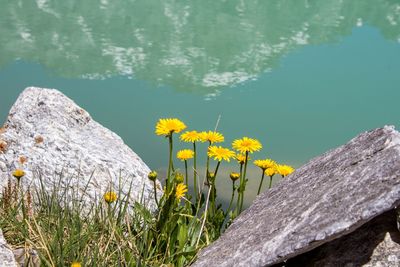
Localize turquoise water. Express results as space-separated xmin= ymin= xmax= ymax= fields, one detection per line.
xmin=1 ymin=0 xmax=400 ymax=201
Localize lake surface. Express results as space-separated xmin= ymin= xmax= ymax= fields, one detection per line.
xmin=1 ymin=0 xmax=400 ymax=203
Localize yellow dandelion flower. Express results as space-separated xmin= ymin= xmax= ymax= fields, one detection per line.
xmin=232 ymin=137 xmax=262 ymax=154
xmin=230 ymin=172 xmax=240 ymax=181
xmin=155 ymin=118 xmax=186 ymax=136
xmin=235 ymin=153 xmax=249 ymax=164
xmin=264 ymin=167 xmax=276 ymax=177
xmin=180 ymin=131 xmax=201 ymax=143
xmin=175 ymin=183 xmax=188 ymax=200
xmin=12 ymin=169 xmax=25 ymax=179
xmin=254 ymin=159 xmax=276 ymax=170
xmin=103 ymin=191 xmax=118 ymax=204
xmin=71 ymin=262 xmax=81 ymax=267
xmin=177 ymin=149 xmax=194 ymax=161
xmin=276 ymin=164 xmax=295 ymax=177
xmin=208 ymin=146 xmax=235 ymax=162
xmin=200 ymin=131 xmax=224 ymax=144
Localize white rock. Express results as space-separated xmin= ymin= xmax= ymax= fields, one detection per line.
xmin=0 ymin=87 xmax=160 ymax=211
xmin=0 ymin=230 xmax=17 ymax=267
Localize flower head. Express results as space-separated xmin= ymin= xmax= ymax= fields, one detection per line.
xmin=208 ymin=146 xmax=235 ymax=162
xmin=180 ymin=131 xmax=201 ymax=143
xmin=174 ymin=172 xmax=184 ymax=183
xmin=276 ymin=164 xmax=295 ymax=177
xmin=71 ymin=262 xmax=81 ymax=267
xmin=103 ymin=191 xmax=118 ymax=204
xmin=265 ymin=167 xmax=276 ymax=177
xmin=232 ymin=137 xmax=262 ymax=154
xmin=175 ymin=183 xmax=188 ymax=200
xmin=200 ymin=131 xmax=224 ymax=144
xmin=235 ymin=153 xmax=249 ymax=164
xmin=254 ymin=159 xmax=276 ymax=170
xmin=155 ymin=118 xmax=186 ymax=136
xmin=230 ymin=172 xmax=240 ymax=181
xmin=12 ymin=169 xmax=25 ymax=179
xmin=177 ymin=149 xmax=194 ymax=161
xmin=148 ymin=171 xmax=158 ymax=181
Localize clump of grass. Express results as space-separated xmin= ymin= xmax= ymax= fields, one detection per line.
xmin=1 ymin=174 xmax=139 ymax=266
xmin=0 ymin=118 xmax=295 ymax=266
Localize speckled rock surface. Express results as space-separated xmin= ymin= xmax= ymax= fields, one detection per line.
xmin=0 ymin=87 xmax=160 ymax=210
xmin=0 ymin=230 xmax=17 ymax=267
xmin=13 ymin=248 xmax=40 ymax=267
xmin=284 ymin=210 xmax=400 ymax=267
xmin=192 ymin=126 xmax=400 ymax=267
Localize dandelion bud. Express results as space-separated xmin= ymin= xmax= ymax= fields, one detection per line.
xmin=230 ymin=172 xmax=240 ymax=181
xmin=148 ymin=171 xmax=158 ymax=181
xmin=174 ymin=172 xmax=184 ymax=183
xmin=208 ymin=172 xmax=215 ymax=180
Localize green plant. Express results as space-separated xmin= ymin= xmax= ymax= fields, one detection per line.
xmin=0 ymin=117 xmax=295 ymax=266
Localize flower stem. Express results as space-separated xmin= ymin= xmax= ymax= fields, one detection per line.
xmin=184 ymin=160 xmax=188 ymax=186
xmin=268 ymin=175 xmax=274 ymax=189
xmin=167 ymin=134 xmax=174 ymax=192
xmin=239 ymin=152 xmax=249 ymax=213
xmin=153 ymin=180 xmax=159 ymax=207
xmin=213 ymin=161 xmax=221 ymax=178
xmin=235 ymin=163 xmax=243 ymax=215
xmin=257 ymin=169 xmax=266 ymax=195
xmin=227 ymin=181 xmax=236 ymax=215
xmin=193 ymin=142 xmax=198 ymax=201
xmin=205 ymin=142 xmax=211 ymax=184
xmin=210 ymin=161 xmax=221 ymax=207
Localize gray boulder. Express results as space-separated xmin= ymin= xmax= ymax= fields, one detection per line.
xmin=0 ymin=87 xmax=160 ymax=210
xmin=193 ymin=126 xmax=400 ymax=267
xmin=284 ymin=209 xmax=400 ymax=267
xmin=0 ymin=230 xmax=17 ymax=267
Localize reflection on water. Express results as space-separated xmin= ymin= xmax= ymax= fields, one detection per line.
xmin=1 ymin=0 xmax=399 ymax=93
